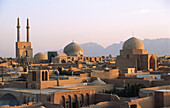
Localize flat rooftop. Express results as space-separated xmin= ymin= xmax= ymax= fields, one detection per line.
xmin=50 ymin=83 xmax=87 ymax=89
xmin=156 ymin=89 xmax=170 ymax=92
xmin=0 ymin=87 xmax=75 ymax=95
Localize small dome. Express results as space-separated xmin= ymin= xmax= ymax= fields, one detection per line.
xmin=56 ymin=53 xmax=67 ymax=57
xmin=34 ymin=52 xmax=48 ymax=61
xmin=90 ymin=78 xmax=106 ymax=85
xmin=63 ymin=42 xmax=83 ymax=56
xmin=123 ymin=37 xmax=144 ymax=50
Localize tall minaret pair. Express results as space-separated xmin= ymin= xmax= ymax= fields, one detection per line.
xmin=17 ymin=18 xmax=30 ymax=42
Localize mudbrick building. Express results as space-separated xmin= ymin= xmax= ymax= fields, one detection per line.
xmin=0 ymin=18 xmax=170 ymax=108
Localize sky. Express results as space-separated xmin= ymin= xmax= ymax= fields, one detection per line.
xmin=0 ymin=0 xmax=170 ymax=57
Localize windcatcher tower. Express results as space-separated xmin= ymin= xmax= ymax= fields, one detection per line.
xmin=16 ymin=18 xmax=33 ymax=59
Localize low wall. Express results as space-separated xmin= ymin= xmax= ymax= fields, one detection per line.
xmin=130 ymin=96 xmax=155 ymax=108
xmin=91 ymin=69 xmax=119 ymax=79
xmin=94 ymin=93 xmax=120 ymax=103
xmin=59 ymin=77 xmax=88 ymax=86
xmin=105 ymin=79 xmax=151 ymax=87
xmin=41 ymin=80 xmax=57 ymax=89
xmin=151 ymin=80 xmax=170 ymax=86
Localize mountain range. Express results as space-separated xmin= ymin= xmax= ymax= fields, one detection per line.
xmin=58 ymin=38 xmax=170 ymax=57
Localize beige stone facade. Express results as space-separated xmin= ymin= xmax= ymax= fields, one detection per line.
xmin=116 ymin=37 xmax=157 ymax=73
xmin=16 ymin=18 xmax=33 ymax=59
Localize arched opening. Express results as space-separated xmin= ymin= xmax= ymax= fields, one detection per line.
xmin=45 ymin=71 xmax=48 ymax=81
xmin=137 ymin=59 xmax=140 ymax=70
xmin=61 ymin=59 xmax=66 ymax=63
xmin=23 ymin=96 xmax=27 ymax=104
xmin=72 ymin=57 xmax=74 ymax=61
xmin=61 ymin=96 xmax=65 ymax=108
xmin=58 ymin=67 xmax=62 ymax=72
xmin=90 ymin=58 xmax=92 ymax=62
xmin=150 ymin=56 xmax=155 ymax=71
xmin=68 ymin=95 xmax=72 ymax=108
xmin=72 ymin=95 xmax=79 ymax=108
xmin=42 ymin=71 xmax=45 ymax=81
xmin=86 ymin=93 xmax=90 ymax=106
xmin=80 ymin=94 xmax=84 ymax=107
xmin=0 ymin=93 xmax=19 ymax=106
xmin=24 ymin=67 xmax=27 ymax=72
xmin=27 ymin=96 xmax=30 ymax=103
xmin=130 ymin=104 xmax=137 ymax=108
xmin=86 ymin=57 xmax=88 ymax=61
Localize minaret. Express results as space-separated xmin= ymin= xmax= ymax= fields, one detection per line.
xmin=26 ymin=18 xmax=30 ymax=42
xmin=17 ymin=18 xmax=20 ymax=42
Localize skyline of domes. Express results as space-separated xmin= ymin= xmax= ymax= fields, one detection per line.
xmin=123 ymin=37 xmax=144 ymax=50
xmin=63 ymin=42 xmax=83 ymax=56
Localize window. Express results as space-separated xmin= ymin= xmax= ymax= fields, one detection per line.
xmin=45 ymin=71 xmax=48 ymax=81
xmin=32 ymin=71 xmax=36 ymax=81
xmin=42 ymin=71 xmax=44 ymax=81
xmin=127 ymin=55 xmax=130 ymax=59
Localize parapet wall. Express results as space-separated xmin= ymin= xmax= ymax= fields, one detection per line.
xmin=105 ymin=79 xmax=151 ymax=87
xmin=91 ymin=69 xmax=119 ymax=79
xmin=94 ymin=93 xmax=120 ymax=103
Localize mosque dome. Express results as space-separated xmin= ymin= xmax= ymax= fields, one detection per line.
xmin=63 ymin=42 xmax=83 ymax=56
xmin=123 ymin=37 xmax=144 ymax=50
xmin=34 ymin=52 xmax=48 ymax=61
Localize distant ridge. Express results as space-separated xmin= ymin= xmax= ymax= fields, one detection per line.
xmin=58 ymin=38 xmax=170 ymax=57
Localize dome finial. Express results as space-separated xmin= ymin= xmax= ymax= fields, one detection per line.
xmin=132 ymin=32 xmax=135 ymax=37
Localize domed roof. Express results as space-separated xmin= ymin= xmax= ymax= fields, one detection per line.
xmin=34 ymin=52 xmax=48 ymax=60
xmin=63 ymin=42 xmax=83 ymax=56
xmin=56 ymin=53 xmax=67 ymax=57
xmin=123 ymin=37 xmax=144 ymax=50
xmin=90 ymin=78 xmax=106 ymax=85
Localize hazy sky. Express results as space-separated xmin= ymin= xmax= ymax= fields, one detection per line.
xmin=0 ymin=0 xmax=170 ymax=57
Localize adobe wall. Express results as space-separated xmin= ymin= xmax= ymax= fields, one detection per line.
xmin=151 ymin=80 xmax=170 ymax=87
xmin=80 ymin=74 xmax=88 ymax=77
xmin=53 ymin=89 xmax=95 ymax=106
xmin=82 ymin=101 xmax=129 ymax=108
xmin=94 ymin=93 xmax=120 ymax=103
xmin=139 ymin=85 xmax=170 ymax=98
xmin=59 ymin=77 xmax=88 ymax=86
xmin=130 ymin=96 xmax=155 ymax=108
xmin=7 ymin=81 xmax=27 ymax=88
xmin=88 ymin=84 xmax=113 ymax=93
xmin=105 ymin=79 xmax=151 ymax=87
xmin=119 ymin=72 xmax=150 ymax=77
xmin=163 ymin=92 xmax=170 ymax=107
xmin=161 ymin=75 xmax=170 ymax=80
xmin=0 ymin=89 xmax=38 ymax=105
xmin=90 ymin=69 xmax=119 ymax=79
xmin=0 ymin=102 xmax=43 ymax=108
xmin=41 ymin=80 xmax=57 ymax=89
xmin=155 ymin=91 xmax=170 ymax=108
